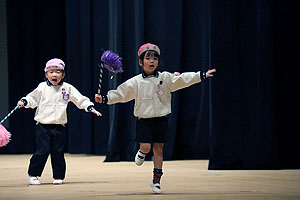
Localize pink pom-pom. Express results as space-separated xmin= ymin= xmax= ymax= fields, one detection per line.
xmin=0 ymin=124 xmax=11 ymax=147
xmin=174 ymin=72 xmax=181 ymax=76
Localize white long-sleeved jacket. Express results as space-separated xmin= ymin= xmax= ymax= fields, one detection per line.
xmin=107 ymin=71 xmax=202 ymax=118
xmin=23 ymin=81 xmax=94 ymax=125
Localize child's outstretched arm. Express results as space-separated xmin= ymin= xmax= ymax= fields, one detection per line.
xmin=68 ymin=86 xmax=102 ymax=117
xmin=94 ymin=77 xmax=136 ymax=105
xmin=206 ymin=69 xmax=216 ymax=78
xmin=18 ymin=84 xmax=43 ymax=109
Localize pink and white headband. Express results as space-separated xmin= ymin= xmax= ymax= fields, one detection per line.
xmin=44 ymin=58 xmax=65 ymax=72
xmin=137 ymin=43 xmax=160 ymax=57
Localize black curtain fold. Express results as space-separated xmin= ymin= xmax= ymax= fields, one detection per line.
xmin=274 ymin=0 xmax=300 ymax=169
xmin=3 ymin=0 xmax=300 ymax=169
xmin=65 ymin=0 xmax=110 ymax=154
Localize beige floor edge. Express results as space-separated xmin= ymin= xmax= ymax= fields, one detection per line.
xmin=0 ymin=154 xmax=299 ymax=200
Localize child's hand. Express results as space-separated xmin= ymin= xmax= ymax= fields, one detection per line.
xmin=91 ymin=109 xmax=102 ymax=117
xmin=95 ymin=94 xmax=103 ymax=103
xmin=206 ymin=69 xmax=216 ymax=78
xmin=17 ymin=101 xmax=24 ymax=108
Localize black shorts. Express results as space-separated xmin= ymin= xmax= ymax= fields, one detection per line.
xmin=135 ymin=116 xmax=169 ymax=143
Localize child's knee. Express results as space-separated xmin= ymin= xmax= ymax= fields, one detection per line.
xmin=140 ymin=143 xmax=151 ymax=153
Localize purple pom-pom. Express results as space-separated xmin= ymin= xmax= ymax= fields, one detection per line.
xmin=101 ymin=50 xmax=123 ymax=73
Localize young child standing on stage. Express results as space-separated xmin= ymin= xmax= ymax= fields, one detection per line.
xmin=18 ymin=58 xmax=102 ymax=185
xmin=95 ymin=43 xmax=216 ymax=193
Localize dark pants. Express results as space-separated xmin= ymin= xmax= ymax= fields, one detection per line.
xmin=28 ymin=123 xmax=66 ymax=179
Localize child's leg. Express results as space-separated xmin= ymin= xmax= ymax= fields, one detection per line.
xmin=28 ymin=124 xmax=51 ymax=177
xmin=50 ymin=124 xmax=66 ymax=180
xmin=152 ymin=143 xmax=164 ymax=181
xmin=150 ymin=143 xmax=164 ymax=193
xmin=135 ymin=143 xmax=151 ymax=166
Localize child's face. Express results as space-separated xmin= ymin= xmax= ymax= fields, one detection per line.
xmin=45 ymin=69 xmax=65 ymax=85
xmin=139 ymin=53 xmax=159 ymax=75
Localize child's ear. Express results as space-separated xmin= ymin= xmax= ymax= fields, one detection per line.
xmin=138 ymin=59 xmax=143 ymax=67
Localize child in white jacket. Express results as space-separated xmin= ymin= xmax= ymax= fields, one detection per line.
xmin=18 ymin=58 xmax=101 ymax=185
xmin=95 ymin=43 xmax=216 ymax=193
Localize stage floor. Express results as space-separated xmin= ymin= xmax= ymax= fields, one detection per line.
xmin=0 ymin=154 xmax=299 ymax=200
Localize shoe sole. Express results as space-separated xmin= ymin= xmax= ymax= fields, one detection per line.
xmin=150 ymin=182 xmax=162 ymax=194
xmin=28 ymin=182 xmax=41 ymax=185
xmin=135 ymin=156 xmax=144 ymax=166
xmin=135 ymin=160 xmax=144 ymax=166
xmin=53 ymin=181 xmax=63 ymax=185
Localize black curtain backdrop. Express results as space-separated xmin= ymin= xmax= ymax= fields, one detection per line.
xmin=2 ymin=0 xmax=299 ymax=169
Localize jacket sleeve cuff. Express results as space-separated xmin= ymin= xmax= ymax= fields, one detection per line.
xmin=21 ymin=98 xmax=28 ymax=106
xmin=200 ymin=71 xmax=206 ymax=81
xmin=102 ymin=95 xmax=108 ymax=104
xmin=87 ymin=105 xmax=94 ymax=112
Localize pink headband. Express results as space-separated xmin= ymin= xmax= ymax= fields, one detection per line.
xmin=137 ymin=43 xmax=160 ymax=57
xmin=44 ymin=58 xmax=65 ymax=72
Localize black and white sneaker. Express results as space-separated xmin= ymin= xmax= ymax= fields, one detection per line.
xmin=150 ymin=181 xmax=162 ymax=194
xmin=135 ymin=150 xmax=146 ymax=166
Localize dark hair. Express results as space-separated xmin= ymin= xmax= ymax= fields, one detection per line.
xmin=139 ymin=50 xmax=160 ymax=64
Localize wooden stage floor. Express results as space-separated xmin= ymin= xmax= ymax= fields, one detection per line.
xmin=0 ymin=154 xmax=299 ymax=200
